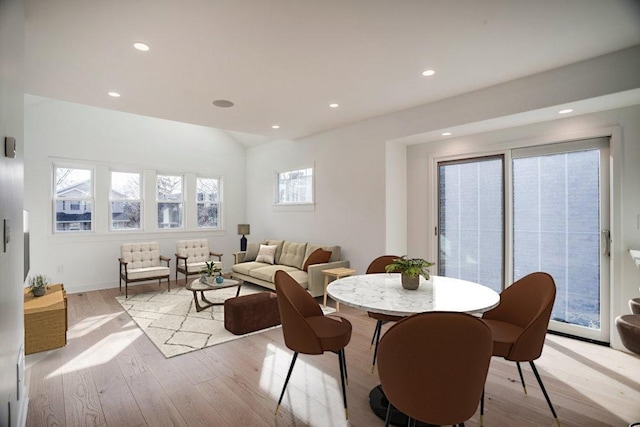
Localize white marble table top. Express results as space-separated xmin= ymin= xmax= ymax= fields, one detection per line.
xmin=630 ymin=249 xmax=640 ymax=269
xmin=327 ymin=273 xmax=500 ymax=316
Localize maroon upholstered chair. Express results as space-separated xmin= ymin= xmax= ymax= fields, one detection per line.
xmin=377 ymin=311 xmax=492 ymax=427
xmin=480 ymin=272 xmax=560 ymax=426
xmin=274 ymin=270 xmax=352 ymax=419
xmin=366 ymin=255 xmax=402 ymax=372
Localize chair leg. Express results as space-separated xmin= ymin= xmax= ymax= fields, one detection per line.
xmin=529 ymin=361 xmax=560 ymax=427
xmin=370 ymin=320 xmax=381 ymax=348
xmin=338 ymin=349 xmax=349 ymax=419
xmin=340 ymin=347 xmax=348 ymax=385
xmin=480 ymin=388 xmax=484 ymax=426
xmin=275 ymin=352 xmax=298 ymax=415
xmin=516 ymin=361 xmax=527 ymax=394
xmin=384 ymin=400 xmax=393 ymax=427
xmin=372 ymin=320 xmax=384 ymax=373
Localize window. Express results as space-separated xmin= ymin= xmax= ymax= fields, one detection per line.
xmin=276 ymin=167 xmax=313 ymax=204
xmin=196 ymin=176 xmax=221 ymax=228
xmin=54 ymin=166 xmax=93 ymax=232
xmin=437 ymin=156 xmax=504 ymax=293
xmin=157 ymin=174 xmax=183 ymax=229
xmin=110 ymin=171 xmax=142 ymax=230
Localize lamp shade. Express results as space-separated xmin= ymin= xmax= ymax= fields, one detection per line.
xmin=237 ymin=224 xmax=250 ymax=235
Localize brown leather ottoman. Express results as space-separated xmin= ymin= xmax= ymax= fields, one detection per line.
xmin=224 ymin=292 xmax=281 ymax=335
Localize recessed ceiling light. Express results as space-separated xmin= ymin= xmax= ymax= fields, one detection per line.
xmin=422 ymin=69 xmax=436 ymax=77
xmin=558 ymin=109 xmax=573 ymax=114
xmin=329 ymin=103 xmax=339 ymax=108
xmin=108 ymin=92 xmax=121 ymax=98
xmin=212 ymin=100 xmax=234 ymax=108
xmin=133 ymin=42 xmax=150 ymax=51
xmin=442 ymin=132 xmax=452 ymax=136
xmin=272 ymin=125 xmax=280 ymax=129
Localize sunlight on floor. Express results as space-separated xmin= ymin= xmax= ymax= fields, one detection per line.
xmin=67 ymin=312 xmax=123 ymax=339
xmin=48 ymin=328 xmax=142 ymax=378
xmin=543 ymin=335 xmax=640 ymax=421
xmin=259 ymin=343 xmax=347 ymax=426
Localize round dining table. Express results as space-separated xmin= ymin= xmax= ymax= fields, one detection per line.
xmin=327 ymin=273 xmax=500 ymax=426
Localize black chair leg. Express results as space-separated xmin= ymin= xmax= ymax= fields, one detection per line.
xmin=340 ymin=347 xmax=348 ymax=385
xmin=338 ymin=349 xmax=348 ymax=419
xmin=372 ymin=320 xmax=384 ymax=372
xmin=529 ymin=361 xmax=560 ymax=427
xmin=370 ymin=320 xmax=381 ymax=348
xmin=275 ymin=352 xmax=298 ymax=414
xmin=516 ymin=361 xmax=527 ymax=394
xmin=480 ymin=388 xmax=484 ymax=426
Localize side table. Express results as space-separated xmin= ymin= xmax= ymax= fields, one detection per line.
xmin=321 ymin=267 xmax=356 ymax=311
xmin=24 ymin=284 xmax=68 ymax=354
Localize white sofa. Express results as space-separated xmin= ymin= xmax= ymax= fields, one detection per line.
xmin=231 ymin=239 xmax=349 ymax=297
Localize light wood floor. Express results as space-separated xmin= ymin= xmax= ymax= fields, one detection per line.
xmin=25 ymin=280 xmax=640 ymax=427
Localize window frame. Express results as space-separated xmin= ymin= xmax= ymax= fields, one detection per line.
xmin=156 ymin=173 xmax=184 ymax=230
xmin=274 ymin=166 xmax=315 ymax=206
xmin=109 ymin=170 xmax=143 ymax=232
xmin=53 ymin=164 xmax=95 ymax=233
xmin=196 ymin=175 xmax=222 ymax=229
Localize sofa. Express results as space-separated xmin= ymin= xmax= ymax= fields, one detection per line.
xmin=231 ymin=239 xmax=349 ymax=297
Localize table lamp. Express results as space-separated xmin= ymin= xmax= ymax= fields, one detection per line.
xmin=237 ymin=224 xmax=250 ymax=251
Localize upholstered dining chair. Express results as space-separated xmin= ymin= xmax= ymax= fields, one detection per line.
xmin=274 ymin=270 xmax=352 ymax=419
xmin=377 ymin=311 xmax=493 ymax=427
xmin=366 ymin=255 xmax=402 ymax=372
xmin=480 ymin=272 xmax=560 ymax=427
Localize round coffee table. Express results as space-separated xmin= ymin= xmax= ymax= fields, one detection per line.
xmin=186 ymin=277 xmax=242 ymax=312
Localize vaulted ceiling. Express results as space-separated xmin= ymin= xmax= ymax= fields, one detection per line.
xmin=25 ymin=0 xmax=640 ymax=145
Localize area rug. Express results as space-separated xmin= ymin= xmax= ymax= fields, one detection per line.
xmin=115 ymin=284 xmax=334 ymax=358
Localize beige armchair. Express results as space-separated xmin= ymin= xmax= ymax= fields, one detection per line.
xmin=175 ymin=239 xmax=222 ymax=284
xmin=119 ymin=242 xmax=171 ymax=298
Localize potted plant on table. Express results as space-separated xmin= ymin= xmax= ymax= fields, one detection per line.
xmin=200 ymin=261 xmax=223 ymax=285
xmin=385 ymin=256 xmax=435 ymax=290
xmin=27 ymin=274 xmax=49 ymax=297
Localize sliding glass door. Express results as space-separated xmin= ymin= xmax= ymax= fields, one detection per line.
xmin=512 ymin=139 xmax=610 ymax=341
xmin=436 ymin=138 xmax=610 ymax=342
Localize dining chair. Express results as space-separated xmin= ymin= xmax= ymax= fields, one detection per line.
xmin=377 ymin=311 xmax=493 ymax=427
xmin=274 ymin=270 xmax=352 ymax=419
xmin=480 ymin=272 xmax=560 ymax=427
xmin=366 ymin=255 xmax=402 ymax=372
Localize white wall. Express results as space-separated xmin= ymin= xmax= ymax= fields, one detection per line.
xmin=0 ymin=0 xmax=26 ymax=425
xmin=245 ymin=46 xmax=640 ymax=276
xmin=24 ymin=96 xmax=247 ymax=293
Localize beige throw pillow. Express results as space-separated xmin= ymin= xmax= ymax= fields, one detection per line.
xmin=256 ymin=244 xmax=277 ymax=264
xmin=244 ymin=242 xmax=260 ymax=262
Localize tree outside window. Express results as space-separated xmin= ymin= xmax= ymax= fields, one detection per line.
xmin=157 ymin=174 xmax=183 ymax=229
xmin=110 ymin=171 xmax=142 ymax=230
xmin=276 ymin=167 xmax=313 ymax=204
xmin=196 ymin=177 xmax=221 ymax=228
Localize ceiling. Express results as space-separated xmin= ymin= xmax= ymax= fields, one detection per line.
xmin=24 ymin=1 xmax=640 ymax=146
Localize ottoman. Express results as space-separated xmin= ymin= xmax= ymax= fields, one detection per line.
xmin=224 ymin=292 xmax=281 ymax=335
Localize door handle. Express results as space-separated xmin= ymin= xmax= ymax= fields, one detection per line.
xmin=601 ymin=229 xmax=610 ymax=257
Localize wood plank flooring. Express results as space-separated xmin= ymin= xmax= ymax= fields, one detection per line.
xmin=25 ymin=280 xmax=640 ymax=426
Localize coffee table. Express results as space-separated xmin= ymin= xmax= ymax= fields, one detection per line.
xmin=186 ymin=278 xmax=242 ymax=312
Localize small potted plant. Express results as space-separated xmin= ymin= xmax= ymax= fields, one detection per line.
xmin=27 ymin=274 xmax=49 ymax=297
xmin=385 ymin=256 xmax=435 ymax=290
xmin=200 ymin=261 xmax=222 ymax=285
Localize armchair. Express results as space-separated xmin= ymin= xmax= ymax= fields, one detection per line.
xmin=119 ymin=242 xmax=171 ymax=298
xmin=175 ymin=239 xmax=222 ymax=284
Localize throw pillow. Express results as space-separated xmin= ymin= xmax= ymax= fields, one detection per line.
xmin=303 ymin=248 xmax=332 ymax=271
xmin=256 ymin=244 xmax=277 ymax=264
xmin=244 ymin=242 xmax=260 ymax=262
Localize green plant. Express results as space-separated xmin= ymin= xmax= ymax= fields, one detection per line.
xmin=384 ymin=256 xmax=435 ymax=280
xmin=27 ymin=274 xmax=49 ymax=296
xmin=200 ymin=261 xmax=222 ymax=277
